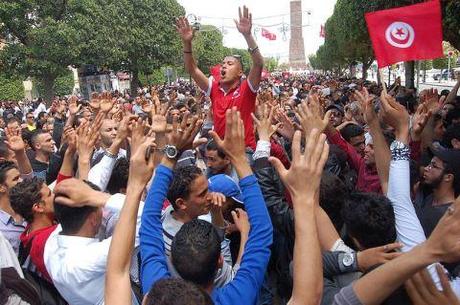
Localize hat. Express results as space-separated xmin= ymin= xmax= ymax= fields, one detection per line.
xmin=326 ymin=104 xmax=345 ymax=115
xmin=431 ymin=147 xmax=460 ymax=178
xmin=208 ymin=174 xmax=243 ymax=204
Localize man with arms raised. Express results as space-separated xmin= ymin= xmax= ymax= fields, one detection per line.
xmin=176 ymin=6 xmax=263 ymax=150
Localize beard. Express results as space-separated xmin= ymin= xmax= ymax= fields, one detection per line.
xmin=421 ymin=172 xmax=444 ymax=190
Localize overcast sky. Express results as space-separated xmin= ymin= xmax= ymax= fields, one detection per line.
xmin=177 ymin=0 xmax=337 ymax=63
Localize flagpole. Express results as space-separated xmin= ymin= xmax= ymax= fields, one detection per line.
xmin=416 ymin=61 xmax=421 ymax=90
xmin=379 ymin=68 xmax=387 ymax=95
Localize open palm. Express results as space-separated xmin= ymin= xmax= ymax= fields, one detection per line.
xmin=234 ymin=6 xmax=252 ymax=35
xmin=176 ymin=17 xmax=194 ymax=42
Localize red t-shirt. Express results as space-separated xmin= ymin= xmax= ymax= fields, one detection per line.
xmin=20 ymin=224 xmax=58 ymax=282
xmin=210 ymin=78 xmax=257 ymax=149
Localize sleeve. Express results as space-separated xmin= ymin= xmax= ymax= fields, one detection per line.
xmin=327 ymin=129 xmax=362 ymax=172
xmin=46 ymin=152 xmax=63 ymax=185
xmin=386 ymin=147 xmax=442 ymax=289
xmin=140 ymin=165 xmax=173 ymax=294
xmin=87 ymin=153 xmax=117 ymax=191
xmin=252 ymin=140 xmax=271 ymax=160
xmin=213 ymin=175 xmax=273 ymax=305
xmin=332 ymin=285 xmax=364 ymax=305
xmin=206 ymin=77 xmax=214 ymax=97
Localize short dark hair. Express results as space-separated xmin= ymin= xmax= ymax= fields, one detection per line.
xmin=342 ymin=192 xmax=396 ymax=249
xmin=171 ymin=219 xmax=221 ymax=286
xmin=6 ymin=116 xmax=21 ymax=126
xmin=53 ymin=181 xmax=100 ymax=235
xmin=0 ymin=161 xmax=18 ymax=184
xmin=145 ymin=278 xmax=213 ymax=305
xmin=205 ymin=140 xmax=226 ymax=159
xmin=442 ymin=123 xmax=460 ymax=148
xmin=30 ymin=130 xmax=47 ymax=151
xmin=9 ymin=177 xmax=44 ymax=223
xmin=167 ymin=166 xmax=203 ymax=210
xmin=340 ymin=124 xmax=364 ymax=142
xmin=320 ymin=172 xmax=348 ymax=231
xmin=106 ymin=158 xmax=129 ymax=194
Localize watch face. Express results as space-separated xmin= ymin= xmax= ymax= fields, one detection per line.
xmin=342 ymin=253 xmax=354 ymax=267
xmin=165 ymin=146 xmax=178 ymax=159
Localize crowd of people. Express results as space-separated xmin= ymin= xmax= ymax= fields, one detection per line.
xmin=1 ymin=6 xmax=460 ymax=305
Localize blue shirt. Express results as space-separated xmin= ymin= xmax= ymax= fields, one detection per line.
xmin=0 ymin=209 xmax=27 ymax=255
xmin=140 ymin=165 xmax=273 ymax=305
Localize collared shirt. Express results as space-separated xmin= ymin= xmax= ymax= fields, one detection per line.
xmin=43 ymin=194 xmax=143 ymax=305
xmin=0 ymin=209 xmax=27 ymax=255
xmin=208 ymin=77 xmax=258 ymax=150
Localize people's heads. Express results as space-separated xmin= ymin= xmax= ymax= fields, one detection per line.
xmin=9 ymin=177 xmax=54 ymax=223
xmin=432 ymin=113 xmax=445 ymax=141
xmin=30 ymin=130 xmax=55 ymax=154
xmin=348 ymin=101 xmax=364 ymax=125
xmin=220 ymin=55 xmax=243 ymax=85
xmin=0 ymin=161 xmax=21 ymax=197
xmin=167 ymin=166 xmax=211 ymax=219
xmin=99 ymin=119 xmax=118 ymax=148
xmin=423 ymin=149 xmax=460 ymax=196
xmin=342 ymin=192 xmax=396 ymax=250
xmin=205 ymin=140 xmax=230 ymax=176
xmin=208 ymin=174 xmax=244 ymax=221
xmin=106 ymin=158 xmax=129 ymax=194
xmin=445 ymin=108 xmax=460 ymax=127
xmin=319 ymin=172 xmax=348 ymax=231
xmin=442 ymin=123 xmax=460 ymax=149
xmin=26 ymin=112 xmax=35 ymax=125
xmin=53 ymin=181 xmax=103 ymax=236
xmin=171 ymin=219 xmax=222 ymax=287
xmin=144 ymin=278 xmax=213 ymax=305
xmin=6 ymin=117 xmax=21 ymax=134
xmin=325 ymin=104 xmax=344 ymax=127
xmin=169 ymin=109 xmax=181 ymax=122
xmin=37 ymin=111 xmax=48 ymax=122
xmin=0 ymin=142 xmax=14 ymax=162
xmin=340 ymin=124 xmax=365 ymax=157
xmin=0 ymin=117 xmax=5 ymax=129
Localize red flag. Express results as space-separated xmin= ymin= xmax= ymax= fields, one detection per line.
xmin=365 ymin=0 xmax=443 ymax=68
xmin=262 ymin=28 xmax=276 ymax=41
xmin=320 ymin=25 xmax=325 ymax=38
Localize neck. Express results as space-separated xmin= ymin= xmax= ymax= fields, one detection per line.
xmin=220 ymin=79 xmax=239 ymax=93
xmin=172 ymin=210 xmax=194 ymax=224
xmin=203 ymin=283 xmax=214 ymax=294
xmin=29 ymin=214 xmax=54 ymax=233
xmin=0 ymin=195 xmax=20 ymax=221
xmin=35 ymin=151 xmax=50 ymax=163
xmin=432 ymin=184 xmax=455 ymax=206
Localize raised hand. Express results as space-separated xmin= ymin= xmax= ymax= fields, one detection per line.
xmin=4 ymin=127 xmax=25 ymax=152
xmin=168 ymin=112 xmax=203 ymax=152
xmin=411 ymin=103 xmax=432 ymax=142
xmin=100 ymin=92 xmax=116 ymax=113
xmin=63 ymin=126 xmax=78 ymax=154
xmin=380 ymin=91 xmax=409 ymax=143
xmin=129 ymin=118 xmax=156 ymax=186
xmin=68 ymin=96 xmax=81 ymax=116
xmin=77 ymin=112 xmax=104 ymax=161
xmin=269 ymin=129 xmax=329 ymax=199
xmin=354 ymin=88 xmax=377 ymax=126
xmin=251 ymin=104 xmax=280 ymax=141
xmin=421 ymin=88 xmax=441 ymax=112
xmin=405 ymin=265 xmax=460 ymax=305
xmin=175 ymin=16 xmax=195 ymax=42
xmin=231 ymin=208 xmax=250 ymax=236
xmin=234 ymin=6 xmax=253 ymax=36
xmin=296 ymin=94 xmax=331 ymax=136
xmin=150 ymin=98 xmax=169 ymax=133
xmin=274 ymin=108 xmax=296 ymax=140
xmin=209 ymin=107 xmax=246 ymax=162
xmin=54 ymin=178 xmax=109 ymax=208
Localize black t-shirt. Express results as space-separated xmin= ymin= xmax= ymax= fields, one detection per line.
xmin=414 ymin=189 xmax=452 ymax=238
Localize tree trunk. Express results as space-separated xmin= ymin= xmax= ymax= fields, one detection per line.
xmin=362 ymin=62 xmax=370 ymax=80
xmin=130 ymin=70 xmax=140 ymax=95
xmin=404 ymin=61 xmax=415 ymax=89
xmin=42 ymin=74 xmax=56 ymax=106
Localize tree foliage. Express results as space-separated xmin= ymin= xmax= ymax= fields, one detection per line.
xmin=0 ymin=73 xmax=24 ymax=101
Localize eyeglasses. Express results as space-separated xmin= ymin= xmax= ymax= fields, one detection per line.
xmin=426 ymin=161 xmax=444 ymax=171
xmin=26 ymin=116 xmax=34 ymax=119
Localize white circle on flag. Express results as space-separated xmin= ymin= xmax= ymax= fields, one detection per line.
xmin=385 ymin=22 xmax=415 ymax=49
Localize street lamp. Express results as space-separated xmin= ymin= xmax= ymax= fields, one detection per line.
xmin=448 ymin=51 xmax=454 ymax=81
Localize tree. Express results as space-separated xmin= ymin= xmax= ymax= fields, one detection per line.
xmin=0 ymin=73 xmax=24 ymax=101
xmin=192 ymin=25 xmax=225 ymax=74
xmin=264 ymin=57 xmax=279 ymax=72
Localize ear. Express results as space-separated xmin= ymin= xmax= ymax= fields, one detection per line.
xmin=0 ymin=184 xmax=7 ymax=194
xmin=32 ymin=202 xmax=44 ymax=214
xmin=452 ymin=139 xmax=460 ymax=150
xmin=444 ymin=173 xmax=454 ymax=183
xmin=217 ymin=254 xmax=224 ymax=269
xmin=88 ymin=210 xmax=99 ymax=227
xmin=175 ymin=198 xmax=187 ymax=211
xmin=224 ymin=156 xmax=231 ymax=165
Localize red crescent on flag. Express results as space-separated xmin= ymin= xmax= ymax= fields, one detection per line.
xmin=390 ymin=32 xmax=410 ymax=45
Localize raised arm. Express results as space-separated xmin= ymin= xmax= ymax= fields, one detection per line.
xmin=234 ymin=6 xmax=264 ymax=89
xmin=444 ymin=72 xmax=460 ymax=105
xmin=105 ymin=119 xmax=156 ymax=305
xmin=270 ymin=129 xmax=329 ymax=305
xmin=175 ymin=17 xmax=209 ymax=92
xmin=4 ymin=127 xmax=33 ymax=177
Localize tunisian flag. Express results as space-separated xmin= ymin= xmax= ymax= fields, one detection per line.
xmin=261 ymin=28 xmax=277 ymax=41
xmin=365 ymin=0 xmax=443 ymax=68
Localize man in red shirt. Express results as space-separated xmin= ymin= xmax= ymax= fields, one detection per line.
xmin=176 ymin=6 xmax=263 ymax=149
xmin=9 ymin=177 xmax=56 ymax=282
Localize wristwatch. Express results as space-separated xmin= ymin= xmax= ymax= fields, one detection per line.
xmin=162 ymin=145 xmax=178 ymax=159
xmin=248 ymin=46 xmax=259 ymax=54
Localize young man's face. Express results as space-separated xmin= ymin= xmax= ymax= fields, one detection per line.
xmin=39 ymin=183 xmax=55 ymax=214
xmin=422 ymin=157 xmax=447 ymax=188
xmin=36 ymin=133 xmax=55 ymax=154
xmin=329 ymin=110 xmax=343 ymax=127
xmin=100 ymin=119 xmax=118 ymax=148
xmin=220 ymin=56 xmax=243 ymax=85
xmin=2 ymin=168 xmax=22 ymax=191
xmin=185 ymin=175 xmax=212 ymax=217
xmin=205 ymin=149 xmax=230 ymax=175
xmin=26 ymin=114 xmax=35 ymax=125
xmin=363 ymin=144 xmax=375 ymax=166
xmin=348 ymin=134 xmax=366 ymax=157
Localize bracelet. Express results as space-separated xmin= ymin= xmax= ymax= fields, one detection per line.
xmin=183 ymin=50 xmax=192 ymax=54
xmin=248 ymin=46 xmax=259 ymax=54
xmin=104 ymin=150 xmax=117 ymax=159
